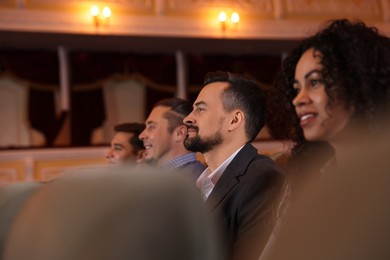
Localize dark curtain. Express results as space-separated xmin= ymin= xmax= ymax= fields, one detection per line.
xmin=69 ymin=51 xmax=177 ymax=116
xmin=71 ymin=87 xmax=106 ymax=146
xmin=69 ymin=51 xmax=179 ymax=145
xmin=0 ymin=50 xmax=64 ymax=146
xmin=0 ymin=49 xmax=284 ymax=145
xmin=0 ymin=50 xmax=59 ymax=84
xmin=187 ymin=54 xmax=280 ymax=85
xmin=28 ymin=87 xmax=67 ymax=146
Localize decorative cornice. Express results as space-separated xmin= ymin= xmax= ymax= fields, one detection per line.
xmin=284 ymin=0 xmax=383 ymax=20
xmin=168 ymin=0 xmax=273 ymax=12
xmin=0 ymin=0 xmax=390 ymax=39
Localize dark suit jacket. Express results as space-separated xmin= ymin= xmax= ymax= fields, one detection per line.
xmin=206 ymin=143 xmax=284 ymax=260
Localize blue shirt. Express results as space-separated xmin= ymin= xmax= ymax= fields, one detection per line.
xmin=160 ymin=153 xmax=206 ymax=181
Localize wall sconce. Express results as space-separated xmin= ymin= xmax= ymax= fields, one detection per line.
xmin=90 ymin=5 xmax=111 ymax=27
xmin=218 ymin=11 xmax=240 ymax=31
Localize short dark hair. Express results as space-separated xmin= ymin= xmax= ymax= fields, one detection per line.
xmin=114 ymin=123 xmax=145 ymax=155
xmin=153 ymin=98 xmax=193 ymax=133
xmin=204 ymin=71 xmax=267 ymax=142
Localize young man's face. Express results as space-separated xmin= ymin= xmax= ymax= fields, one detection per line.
xmin=139 ymin=106 xmax=175 ymax=163
xmin=106 ymin=132 xmax=137 ymax=165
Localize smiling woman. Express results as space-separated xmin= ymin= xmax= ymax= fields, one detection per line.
xmin=292 ymin=48 xmax=353 ymax=142
xmin=279 ymin=19 xmax=390 ymax=165
xmin=259 ymin=18 xmax=390 ymax=260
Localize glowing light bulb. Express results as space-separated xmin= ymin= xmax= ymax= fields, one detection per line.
xmin=218 ymin=11 xmax=227 ymax=22
xmin=231 ymin=12 xmax=240 ymax=24
xmin=90 ymin=5 xmax=99 ymax=17
xmin=102 ymin=6 xmax=111 ymax=18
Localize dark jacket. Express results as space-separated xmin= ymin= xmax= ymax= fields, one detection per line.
xmin=206 ymin=143 xmax=285 ymax=260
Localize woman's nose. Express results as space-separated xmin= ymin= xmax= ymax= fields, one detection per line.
xmin=292 ymin=88 xmax=310 ymax=107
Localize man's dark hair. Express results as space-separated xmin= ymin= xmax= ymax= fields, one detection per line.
xmin=153 ymin=98 xmax=193 ymax=133
xmin=114 ymin=123 xmax=145 ymax=155
xmin=204 ymin=71 xmax=267 ymax=142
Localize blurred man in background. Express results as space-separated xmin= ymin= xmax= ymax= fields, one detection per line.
xmin=106 ymin=122 xmax=145 ymax=166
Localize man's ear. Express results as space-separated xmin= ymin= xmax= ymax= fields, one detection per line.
xmin=228 ymin=110 xmax=244 ymax=132
xmin=175 ymin=125 xmax=188 ymax=142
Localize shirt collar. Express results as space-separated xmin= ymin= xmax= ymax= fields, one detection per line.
xmin=196 ymin=145 xmax=244 ymax=200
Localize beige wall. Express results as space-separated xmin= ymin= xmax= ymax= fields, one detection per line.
xmin=0 ymin=0 xmax=389 ymax=40
xmin=0 ymin=147 xmax=107 ymax=187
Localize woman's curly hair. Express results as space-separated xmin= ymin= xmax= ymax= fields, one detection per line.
xmin=276 ymin=19 xmax=390 ymax=158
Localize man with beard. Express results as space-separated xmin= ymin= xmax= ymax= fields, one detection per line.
xmin=183 ymin=71 xmax=285 ymax=260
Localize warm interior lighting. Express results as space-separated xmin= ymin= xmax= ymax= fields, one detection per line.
xmin=102 ymin=6 xmax=111 ymax=18
xmin=218 ymin=11 xmax=227 ymax=22
xmin=217 ymin=11 xmax=240 ymax=32
xmin=231 ymin=12 xmax=240 ymax=24
xmin=90 ymin=5 xmax=111 ymax=27
xmin=90 ymin=5 xmax=99 ymax=17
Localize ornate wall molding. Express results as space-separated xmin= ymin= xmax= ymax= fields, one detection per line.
xmin=29 ymin=0 xmax=153 ymax=7
xmin=168 ymin=0 xmax=273 ymax=9
xmin=0 ymin=161 xmax=25 ymax=187
xmin=0 ymin=147 xmax=107 ymax=185
xmin=5 ymin=0 xmax=155 ymax=14
xmin=283 ymin=0 xmax=383 ymax=20
xmin=167 ymin=0 xmax=274 ymax=15
xmin=0 ymin=0 xmax=390 ymax=42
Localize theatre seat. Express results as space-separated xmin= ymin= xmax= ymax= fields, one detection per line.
xmin=3 ymin=166 xmax=221 ymax=260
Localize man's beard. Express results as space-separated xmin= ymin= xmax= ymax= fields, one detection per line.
xmin=184 ymin=130 xmax=223 ymax=153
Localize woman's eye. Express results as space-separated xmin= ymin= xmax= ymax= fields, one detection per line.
xmin=310 ymin=79 xmax=323 ymax=87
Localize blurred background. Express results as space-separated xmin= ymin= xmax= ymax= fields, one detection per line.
xmin=0 ymin=0 xmax=388 ymax=184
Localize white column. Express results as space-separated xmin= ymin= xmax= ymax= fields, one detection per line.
xmin=58 ymin=45 xmax=70 ymax=111
xmin=175 ymin=50 xmax=187 ymax=99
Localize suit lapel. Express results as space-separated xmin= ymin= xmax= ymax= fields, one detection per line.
xmin=205 ymin=143 xmax=258 ymax=210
